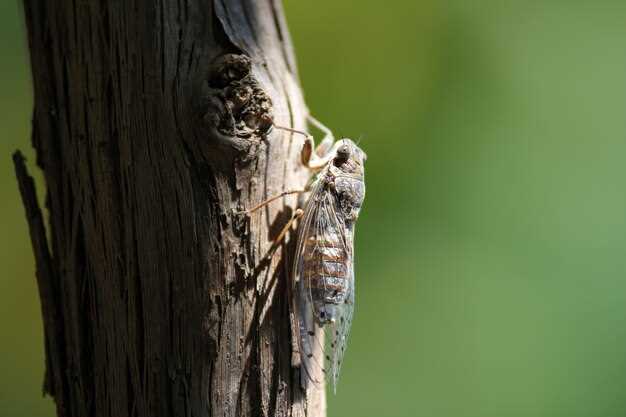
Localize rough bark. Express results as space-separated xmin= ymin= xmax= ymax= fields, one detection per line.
xmin=15 ymin=0 xmax=324 ymax=416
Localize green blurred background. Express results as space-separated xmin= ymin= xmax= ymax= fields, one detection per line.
xmin=3 ymin=0 xmax=626 ymax=416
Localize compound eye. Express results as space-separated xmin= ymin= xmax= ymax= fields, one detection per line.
xmin=336 ymin=144 xmax=351 ymax=160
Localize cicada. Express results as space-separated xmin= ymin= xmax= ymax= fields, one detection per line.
xmin=244 ymin=118 xmax=366 ymax=392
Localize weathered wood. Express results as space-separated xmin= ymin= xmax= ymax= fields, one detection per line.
xmin=16 ymin=0 xmax=324 ymax=416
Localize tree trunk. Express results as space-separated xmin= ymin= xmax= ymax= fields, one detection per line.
xmin=15 ymin=1 xmax=325 ymax=416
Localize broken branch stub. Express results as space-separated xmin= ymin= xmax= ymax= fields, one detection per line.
xmin=201 ymin=53 xmax=274 ymax=161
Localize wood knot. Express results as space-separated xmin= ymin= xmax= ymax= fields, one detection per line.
xmin=204 ymin=54 xmax=273 ymax=144
xmin=208 ymin=54 xmax=252 ymax=88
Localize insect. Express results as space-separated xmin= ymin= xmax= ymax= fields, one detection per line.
xmin=243 ymin=117 xmax=366 ymax=392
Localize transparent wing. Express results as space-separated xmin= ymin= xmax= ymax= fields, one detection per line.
xmin=292 ymin=182 xmax=327 ymax=388
xmin=329 ymin=256 xmax=354 ymax=393
xmin=292 ymin=179 xmax=354 ymax=391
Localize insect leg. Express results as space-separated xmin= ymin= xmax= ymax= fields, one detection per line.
xmin=307 ymin=114 xmax=335 ymax=157
xmin=238 ymin=189 xmax=307 ymax=215
xmin=302 ymin=139 xmax=344 ymax=171
xmin=273 ymin=124 xmax=319 ymax=170
xmin=273 ymin=124 xmax=313 ymax=141
xmin=300 ymin=115 xmax=346 ymax=170
xmin=274 ymin=119 xmax=338 ymax=171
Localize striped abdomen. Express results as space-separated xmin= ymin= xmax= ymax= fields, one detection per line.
xmin=302 ymin=231 xmax=349 ymax=308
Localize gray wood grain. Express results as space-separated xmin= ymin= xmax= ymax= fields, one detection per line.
xmin=16 ymin=0 xmax=324 ymax=415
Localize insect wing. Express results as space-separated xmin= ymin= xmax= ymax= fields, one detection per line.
xmin=329 ymin=258 xmax=354 ymax=392
xmin=293 ymin=180 xmax=354 ymax=391
xmin=292 ymin=184 xmax=324 ymax=387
